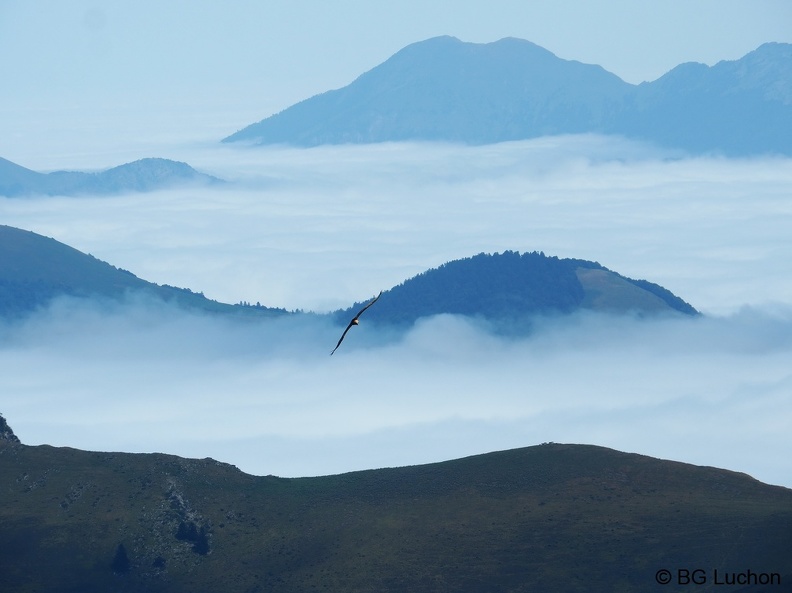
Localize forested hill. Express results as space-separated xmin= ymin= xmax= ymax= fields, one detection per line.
xmin=334 ymin=251 xmax=697 ymax=327
xmin=1 ymin=226 xmax=695 ymax=324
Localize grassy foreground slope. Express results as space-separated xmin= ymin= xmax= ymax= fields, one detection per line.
xmin=1 ymin=436 xmax=790 ymax=592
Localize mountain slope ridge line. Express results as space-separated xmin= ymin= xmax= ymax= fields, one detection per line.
xmin=0 ymin=226 xmax=696 ymax=322
xmin=1 ymin=427 xmax=790 ymax=593
xmin=223 ymin=36 xmax=792 ymax=155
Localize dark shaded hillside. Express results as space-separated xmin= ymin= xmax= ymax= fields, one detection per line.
xmin=1 ymin=420 xmax=790 ymax=593
xmin=0 ymin=157 xmax=222 ymax=197
xmin=224 ymin=37 xmax=792 ymax=156
xmin=335 ymin=251 xmax=697 ymax=328
xmin=1 ymin=227 xmax=695 ymax=324
xmin=0 ymin=225 xmax=284 ymax=318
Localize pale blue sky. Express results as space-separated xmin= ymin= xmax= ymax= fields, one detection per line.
xmin=1 ymin=0 xmax=791 ymax=159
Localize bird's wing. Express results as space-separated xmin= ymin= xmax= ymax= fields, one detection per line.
xmin=330 ymin=320 xmax=356 ymax=355
xmin=352 ymin=290 xmax=383 ymax=320
xmin=330 ymin=291 xmax=383 ymax=355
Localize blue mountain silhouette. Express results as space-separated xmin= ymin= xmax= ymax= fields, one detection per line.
xmin=224 ymin=37 xmax=792 ymax=156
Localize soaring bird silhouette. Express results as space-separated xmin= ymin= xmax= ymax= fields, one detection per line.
xmin=330 ymin=291 xmax=383 ymax=355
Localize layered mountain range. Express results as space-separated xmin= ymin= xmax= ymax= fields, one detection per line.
xmin=224 ymin=36 xmax=792 ymax=156
xmin=0 ymin=225 xmax=696 ymax=322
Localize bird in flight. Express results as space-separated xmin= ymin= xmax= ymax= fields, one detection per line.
xmin=330 ymin=290 xmax=383 ymax=355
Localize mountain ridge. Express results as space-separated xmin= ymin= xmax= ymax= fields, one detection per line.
xmin=0 ymin=157 xmax=222 ymax=197
xmin=223 ymin=36 xmax=792 ymax=155
xmin=1 ymin=419 xmax=790 ymax=593
xmin=224 ymin=36 xmax=630 ymax=146
xmin=0 ymin=224 xmax=285 ymax=318
xmin=0 ymin=226 xmax=696 ymax=323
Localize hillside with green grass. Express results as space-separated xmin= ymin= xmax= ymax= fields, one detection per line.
xmin=1 ymin=419 xmax=789 ymax=593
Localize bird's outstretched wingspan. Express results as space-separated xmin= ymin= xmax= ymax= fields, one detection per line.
xmin=330 ymin=322 xmax=355 ymax=356
xmin=330 ymin=291 xmax=383 ymax=355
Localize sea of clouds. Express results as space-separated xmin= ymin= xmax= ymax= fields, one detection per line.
xmin=2 ymin=136 xmax=791 ymax=486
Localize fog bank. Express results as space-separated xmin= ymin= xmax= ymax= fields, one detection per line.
xmin=2 ymin=296 xmax=790 ymax=486
xmin=3 ymin=139 xmax=792 ymax=316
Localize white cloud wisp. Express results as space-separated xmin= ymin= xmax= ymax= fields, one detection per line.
xmin=1 ymin=139 xmax=791 ymax=488
xmin=1 ymin=296 xmax=790 ymax=487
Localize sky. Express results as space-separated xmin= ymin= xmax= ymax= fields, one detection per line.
xmin=1 ymin=1 xmax=792 ymax=166
xmin=1 ymin=2 xmax=791 ymax=487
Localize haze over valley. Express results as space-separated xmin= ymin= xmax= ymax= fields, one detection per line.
xmin=2 ymin=134 xmax=791 ymax=487
xmin=0 ymin=1 xmax=790 ymax=485
xmin=2 ymin=4 xmax=792 ymax=589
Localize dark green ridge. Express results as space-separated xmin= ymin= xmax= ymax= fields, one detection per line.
xmin=1 ymin=420 xmax=790 ymax=593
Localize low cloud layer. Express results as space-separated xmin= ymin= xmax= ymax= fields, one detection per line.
xmin=2 ymin=138 xmax=791 ymax=486
xmin=3 ymin=138 xmax=792 ymax=316
xmin=2 ymin=296 xmax=790 ymax=487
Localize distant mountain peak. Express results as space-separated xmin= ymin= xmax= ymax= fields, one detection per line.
xmin=398 ymin=35 xmax=555 ymax=56
xmin=223 ymin=37 xmax=792 ymax=155
xmin=728 ymin=42 xmax=792 ymax=104
xmin=0 ymin=156 xmax=223 ymax=197
xmin=224 ymin=36 xmax=629 ymax=146
xmin=748 ymin=40 xmax=792 ymax=59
